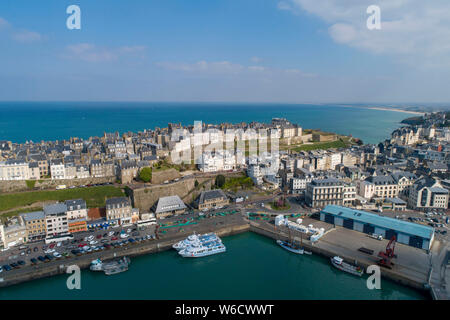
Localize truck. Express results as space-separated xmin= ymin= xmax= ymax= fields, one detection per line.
xmin=369 ymin=233 xmax=383 ymax=241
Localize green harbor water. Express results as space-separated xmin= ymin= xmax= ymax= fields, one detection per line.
xmin=0 ymin=233 xmax=429 ymax=300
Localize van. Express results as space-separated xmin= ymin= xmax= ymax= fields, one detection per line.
xmin=56 ymin=185 xmax=67 ymax=190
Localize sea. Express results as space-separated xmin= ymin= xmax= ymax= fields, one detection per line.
xmin=0 ymin=102 xmax=427 ymax=299
xmin=0 ymin=102 xmax=410 ymax=144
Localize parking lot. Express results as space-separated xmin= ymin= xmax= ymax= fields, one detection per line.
xmin=0 ymin=224 xmax=157 ymax=273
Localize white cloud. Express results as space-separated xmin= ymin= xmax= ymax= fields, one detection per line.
xmin=11 ymin=30 xmax=42 ymax=43
xmin=250 ymin=56 xmax=263 ymax=63
xmin=0 ymin=17 xmax=42 ymax=43
xmin=0 ymin=17 xmax=10 ymax=29
xmin=63 ymin=43 xmax=147 ymax=62
xmin=156 ymin=61 xmax=245 ymax=74
xmin=156 ymin=60 xmax=316 ymax=80
xmin=278 ymin=0 xmax=450 ymax=68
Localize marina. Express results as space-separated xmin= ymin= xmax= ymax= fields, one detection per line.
xmin=0 ymin=233 xmax=428 ymax=300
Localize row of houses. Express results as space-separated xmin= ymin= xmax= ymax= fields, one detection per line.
xmin=0 ymin=189 xmax=231 ymax=249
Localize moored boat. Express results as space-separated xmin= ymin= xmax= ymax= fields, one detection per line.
xmin=178 ymin=241 xmax=226 ymax=258
xmin=90 ymin=258 xmax=103 ymax=271
xmin=330 ymin=256 xmax=363 ymax=277
xmin=276 ymin=240 xmax=304 ymax=254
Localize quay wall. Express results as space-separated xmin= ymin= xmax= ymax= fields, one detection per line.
xmin=0 ymin=222 xmax=249 ymax=288
xmin=249 ymin=221 xmax=431 ymax=294
xmin=0 ymin=177 xmax=115 ymax=193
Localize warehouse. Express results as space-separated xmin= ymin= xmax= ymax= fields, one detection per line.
xmin=320 ymin=205 xmax=434 ymax=250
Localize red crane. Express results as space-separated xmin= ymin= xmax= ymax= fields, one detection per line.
xmin=378 ymin=236 xmax=396 ymax=269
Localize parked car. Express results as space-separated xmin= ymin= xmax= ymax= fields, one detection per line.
xmin=2 ymin=265 xmax=12 ymax=271
xmin=37 ymin=256 xmax=46 ymax=262
xmin=96 ymin=234 xmax=102 ymax=239
xmin=30 ymin=258 xmax=38 ymax=264
xmin=17 ymin=260 xmax=26 ymax=266
xmin=33 ymin=247 xmax=39 ymax=252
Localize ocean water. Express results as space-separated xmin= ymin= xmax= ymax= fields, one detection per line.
xmin=0 ymin=233 xmax=428 ymax=300
xmin=0 ymin=102 xmax=408 ymax=144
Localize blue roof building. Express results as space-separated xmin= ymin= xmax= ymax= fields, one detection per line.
xmin=320 ymin=205 xmax=434 ymax=250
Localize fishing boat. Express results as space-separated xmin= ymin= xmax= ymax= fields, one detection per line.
xmin=330 ymin=256 xmax=364 ymax=277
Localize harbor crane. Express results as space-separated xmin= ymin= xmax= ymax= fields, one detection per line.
xmin=378 ymin=236 xmax=397 ymax=269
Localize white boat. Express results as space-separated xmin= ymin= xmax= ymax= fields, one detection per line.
xmin=178 ymin=241 xmax=226 ymax=258
xmin=277 ymin=240 xmax=304 ymax=254
xmin=330 ymin=256 xmax=364 ymax=277
xmin=90 ymin=258 xmax=103 ymax=271
xmin=173 ymin=233 xmax=222 ymax=251
xmin=303 ymin=250 xmax=313 ymax=255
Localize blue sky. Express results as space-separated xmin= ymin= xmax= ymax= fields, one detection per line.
xmin=0 ymin=0 xmax=449 ymax=103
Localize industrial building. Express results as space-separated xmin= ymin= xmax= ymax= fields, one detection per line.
xmin=320 ymin=205 xmax=435 ymax=250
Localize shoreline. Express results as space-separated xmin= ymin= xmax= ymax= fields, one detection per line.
xmin=335 ymin=104 xmax=426 ymax=116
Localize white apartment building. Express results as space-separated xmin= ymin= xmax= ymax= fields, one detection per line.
xmin=343 ymin=184 xmax=356 ymax=207
xmin=408 ymin=179 xmax=449 ymax=211
xmin=43 ymin=203 xmax=69 ymax=237
xmin=65 ymin=199 xmax=88 ymax=220
xmin=0 ymin=159 xmax=31 ymax=180
xmin=247 ymin=164 xmax=263 ymax=185
xmin=50 ymin=159 xmax=65 ymax=180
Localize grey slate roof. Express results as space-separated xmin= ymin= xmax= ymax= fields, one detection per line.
xmin=20 ymin=211 xmax=45 ymax=221
xmin=155 ymin=196 xmax=187 ymax=214
xmin=43 ymin=203 xmax=67 ymax=216
xmin=199 ymin=189 xmax=227 ymax=204
xmin=65 ymin=199 xmax=87 ymax=211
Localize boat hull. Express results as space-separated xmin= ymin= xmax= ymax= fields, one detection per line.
xmin=277 ymin=240 xmax=304 ymax=254
xmin=179 ymin=246 xmax=226 ymax=258
xmin=330 ymin=258 xmax=363 ymax=277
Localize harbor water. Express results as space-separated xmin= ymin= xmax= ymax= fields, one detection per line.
xmin=0 ymin=233 xmax=428 ymax=299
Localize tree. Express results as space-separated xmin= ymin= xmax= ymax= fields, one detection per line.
xmin=215 ymin=175 xmax=226 ymax=188
xmin=139 ymin=167 xmax=152 ymax=182
xmin=194 ymin=180 xmax=199 ymax=188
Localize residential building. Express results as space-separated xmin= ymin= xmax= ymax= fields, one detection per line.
xmin=198 ymin=189 xmax=229 ymax=210
xmin=408 ymin=178 xmax=449 ymax=211
xmin=20 ymin=211 xmax=46 ymax=242
xmin=65 ymin=199 xmax=88 ymax=220
xmin=105 ymin=197 xmax=133 ymax=225
xmin=305 ymin=178 xmax=345 ymax=208
xmin=44 ymin=203 xmax=68 ymax=237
